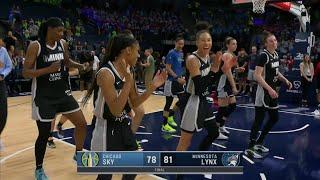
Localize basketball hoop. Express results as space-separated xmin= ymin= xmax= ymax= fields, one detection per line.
xmin=252 ymin=0 xmax=267 ymax=14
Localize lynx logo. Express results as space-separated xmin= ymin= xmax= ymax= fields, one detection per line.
xmin=46 ymin=53 xmax=64 ymax=62
xmin=222 ymin=153 xmax=240 ymax=166
xmin=293 ymin=81 xmax=301 ymax=89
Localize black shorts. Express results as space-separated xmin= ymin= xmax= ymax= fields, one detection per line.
xmin=180 ymin=94 xmax=216 ymax=133
xmin=263 ymin=90 xmax=278 ymax=108
xmin=106 ymin=118 xmax=138 ymax=151
xmin=33 ymin=95 xmax=80 ymax=121
xmin=164 ymin=80 xmax=185 ymax=96
xmin=80 ymin=70 xmax=93 ymax=84
xmin=171 ymin=80 xmax=185 ymax=95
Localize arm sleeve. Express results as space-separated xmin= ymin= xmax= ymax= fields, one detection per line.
xmin=192 ymin=71 xmax=217 ymax=97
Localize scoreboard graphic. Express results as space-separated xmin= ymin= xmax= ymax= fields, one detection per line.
xmin=77 ymin=151 xmax=243 ymax=174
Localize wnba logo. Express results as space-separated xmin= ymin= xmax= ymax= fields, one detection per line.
xmin=81 ymin=152 xmax=99 ymax=167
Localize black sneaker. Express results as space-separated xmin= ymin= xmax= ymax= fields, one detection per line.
xmin=47 ymin=140 xmax=56 ymax=148
xmin=56 ymin=125 xmax=64 ymax=139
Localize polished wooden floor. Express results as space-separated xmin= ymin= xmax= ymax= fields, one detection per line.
xmin=0 ymin=91 xmax=170 ymax=180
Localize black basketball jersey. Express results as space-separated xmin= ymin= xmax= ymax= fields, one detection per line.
xmin=185 ymin=52 xmax=211 ymax=97
xmin=33 ymin=40 xmax=71 ymax=100
xmin=257 ymin=49 xmax=280 ymax=90
xmin=94 ymin=61 xmax=131 ymax=122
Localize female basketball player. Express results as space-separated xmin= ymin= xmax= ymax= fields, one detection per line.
xmin=22 ymin=17 xmax=87 ymax=180
xmin=245 ymin=31 xmax=292 ymax=158
xmin=85 ymin=34 xmax=166 ymax=180
xmin=215 ymin=37 xmax=244 ymax=139
xmin=176 ymin=22 xmax=222 ymax=152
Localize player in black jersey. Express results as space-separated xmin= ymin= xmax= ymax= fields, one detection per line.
xmin=22 ymin=17 xmax=87 ymax=180
xmin=245 ymin=31 xmax=292 ymax=159
xmin=215 ymin=37 xmax=244 ymax=140
xmin=176 ymin=22 xmax=222 ymax=152
xmin=84 ymin=34 xmax=166 ymax=180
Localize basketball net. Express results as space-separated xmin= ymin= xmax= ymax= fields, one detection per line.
xmin=252 ymin=0 xmax=267 ymax=14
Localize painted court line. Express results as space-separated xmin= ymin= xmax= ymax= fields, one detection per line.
xmin=136 ymin=132 xmax=153 ymax=135
xmin=225 ymin=124 xmax=309 ymax=134
xmin=0 ymin=146 xmax=34 ymax=164
xmin=273 ymin=156 xmax=285 ymax=160
xmin=0 ymin=137 xmax=73 ymax=164
xmin=260 ymin=173 xmax=267 ymax=180
xmin=237 ymin=104 xmax=315 ymax=117
xmin=149 ymin=174 xmax=167 ymax=180
xmin=242 ymin=155 xmax=254 ymax=164
xmin=212 ymin=142 xmax=227 ymax=149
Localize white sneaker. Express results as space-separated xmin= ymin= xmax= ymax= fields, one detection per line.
xmin=253 ymin=144 xmax=269 ymax=153
xmin=312 ymin=109 xmax=320 ymax=116
xmin=217 ymin=132 xmax=229 ymax=140
xmin=219 ymin=126 xmax=230 ymax=134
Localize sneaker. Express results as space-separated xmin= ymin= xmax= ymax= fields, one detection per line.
xmin=56 ymin=125 xmax=64 ymax=139
xmin=167 ymin=116 xmax=177 ymax=127
xmin=312 ymin=109 xmax=320 ymax=116
xmin=136 ymin=140 xmax=143 ymax=151
xmin=47 ymin=140 xmax=56 ymax=149
xmin=219 ymin=126 xmax=230 ymax=134
xmin=216 ymin=132 xmax=229 ymax=140
xmin=244 ymin=148 xmax=263 ymax=159
xmin=161 ymin=124 xmax=176 ymax=133
xmin=35 ymin=168 xmax=49 ymax=180
xmin=253 ymin=144 xmax=269 ymax=153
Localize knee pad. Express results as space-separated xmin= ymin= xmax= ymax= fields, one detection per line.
xmin=225 ymin=103 xmax=236 ymax=117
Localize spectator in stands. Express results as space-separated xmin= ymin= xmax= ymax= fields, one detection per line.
xmin=28 ymin=19 xmax=39 ymax=40
xmin=75 ymin=41 xmax=82 ymax=51
xmin=99 ymin=47 xmax=106 ymax=61
xmin=237 ymin=48 xmax=249 ymax=94
xmin=287 ymin=54 xmax=294 ymax=71
xmin=4 ymin=31 xmax=17 ymax=59
xmin=91 ymin=51 xmax=100 ymax=79
xmin=314 ymin=57 xmax=320 ymax=114
xmin=300 ymin=54 xmax=314 ymax=107
xmin=141 ymin=48 xmax=155 ymax=87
